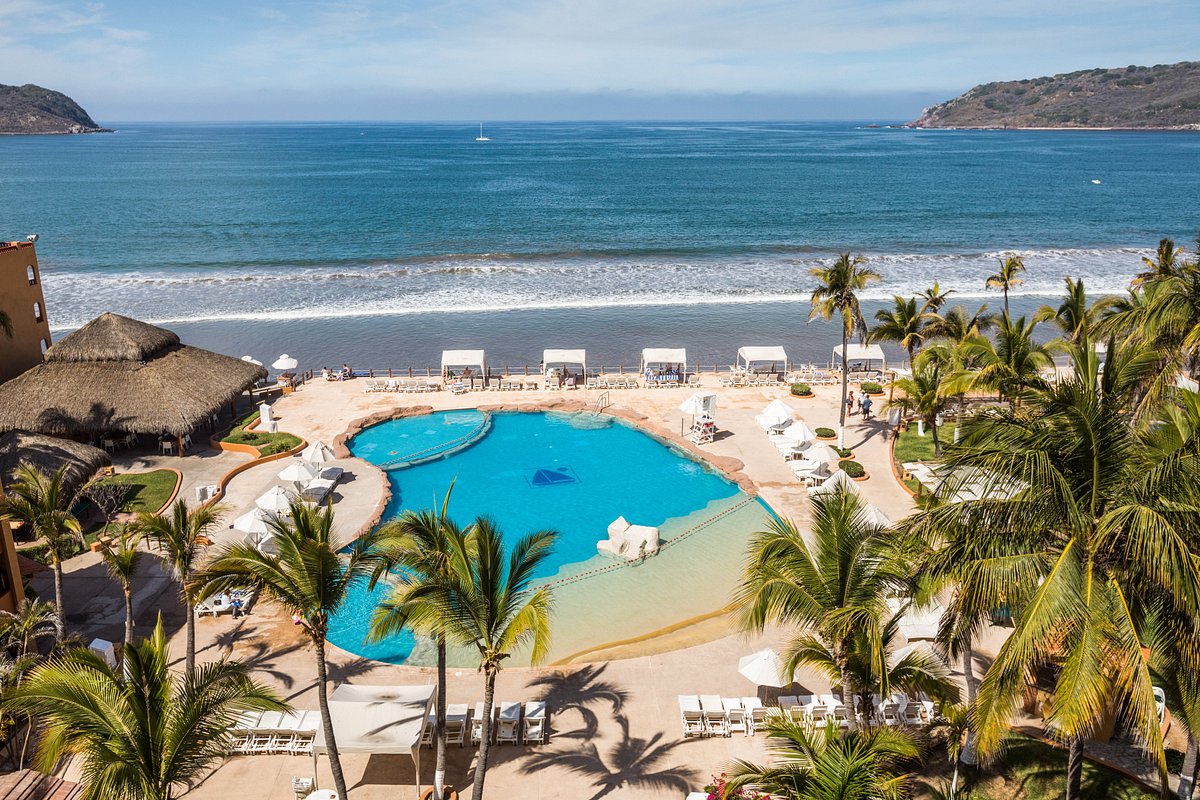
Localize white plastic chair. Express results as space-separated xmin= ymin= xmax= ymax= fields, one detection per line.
xmin=723 ymin=698 xmax=749 ymax=736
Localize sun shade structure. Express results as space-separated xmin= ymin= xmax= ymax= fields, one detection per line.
xmin=440 ymin=349 xmax=486 ymax=376
xmin=738 ymin=648 xmax=787 ymax=687
xmin=542 ymin=349 xmax=586 ymax=374
xmin=0 ymin=313 xmax=266 ymax=438
xmin=736 ymin=346 xmax=788 ymax=370
xmin=640 ymin=348 xmax=687 ymax=371
xmin=0 ymin=432 xmax=110 ymax=496
xmin=832 ymin=343 xmax=886 ymax=370
xmin=313 ymin=683 xmax=436 ymax=799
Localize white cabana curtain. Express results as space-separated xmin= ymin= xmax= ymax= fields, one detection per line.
xmin=640 ymin=348 xmax=687 ymax=371
xmin=313 ymin=683 xmax=436 ymax=799
xmin=736 ymin=346 xmax=788 ymax=370
xmin=542 ymin=349 xmax=587 ymax=375
xmin=441 ymin=349 xmax=486 ymax=376
xmin=832 ymin=343 xmax=886 ymax=369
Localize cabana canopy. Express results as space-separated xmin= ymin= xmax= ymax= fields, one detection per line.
xmin=832 ymin=343 xmax=886 ymax=369
xmin=640 ymin=348 xmax=687 ymax=370
xmin=0 ymin=432 xmax=110 ymax=496
xmin=314 ymin=683 xmax=436 ymax=799
xmin=440 ymin=349 xmax=486 ymax=375
xmin=0 ymin=313 xmax=266 ymax=438
xmin=737 ymin=346 xmax=788 ymax=369
xmin=542 ymin=349 xmax=586 ymax=374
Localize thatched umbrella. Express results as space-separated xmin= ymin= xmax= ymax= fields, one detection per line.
xmin=0 ymin=313 xmax=267 ymax=454
xmin=0 ymin=431 xmax=110 ymax=497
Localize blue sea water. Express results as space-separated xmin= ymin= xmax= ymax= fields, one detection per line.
xmin=3 ymin=122 xmax=1198 ymax=365
xmin=327 ymin=410 xmax=744 ymax=662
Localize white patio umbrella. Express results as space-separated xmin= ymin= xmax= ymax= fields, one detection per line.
xmin=301 ymin=440 xmax=336 ymax=465
xmin=738 ymin=648 xmax=788 ymax=687
xmin=760 ymin=399 xmax=794 ymax=424
xmin=241 ymin=355 xmax=263 ymax=366
xmin=233 ymin=507 xmax=275 ymax=535
xmin=272 ymin=353 xmax=299 ymax=371
xmin=277 ymin=459 xmax=319 ymax=491
xmin=255 ymin=485 xmax=296 ymax=513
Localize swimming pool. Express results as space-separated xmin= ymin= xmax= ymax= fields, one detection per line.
xmin=330 ymin=410 xmax=773 ymax=665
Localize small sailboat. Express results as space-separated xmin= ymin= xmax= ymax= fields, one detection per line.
xmin=475 ymin=123 xmax=491 ymax=142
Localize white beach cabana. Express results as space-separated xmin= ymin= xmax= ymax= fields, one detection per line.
xmin=542 ymin=349 xmax=587 ymax=376
xmin=736 ymin=346 xmax=788 ymax=373
xmin=441 ymin=349 xmax=486 ymax=378
xmin=641 ymin=348 xmax=687 ymax=372
xmin=832 ymin=343 xmax=886 ymax=371
xmin=313 ymin=683 xmax=437 ymax=799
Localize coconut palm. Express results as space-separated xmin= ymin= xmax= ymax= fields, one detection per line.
xmin=926 ymin=702 xmax=972 ymax=800
xmin=918 ymin=281 xmax=955 ymax=314
xmin=870 ymin=296 xmax=931 ymax=367
xmin=924 ymin=304 xmax=994 ymax=347
xmin=810 ymin=253 xmax=881 ymax=449
xmin=1144 ymin=605 xmax=1200 ymax=800
xmin=737 ymin=487 xmax=910 ymax=705
xmin=131 ymin=499 xmax=224 ymax=675
xmin=985 ymin=255 xmax=1026 ymax=314
xmin=0 ymin=465 xmax=82 ymax=637
xmin=101 ymin=529 xmax=143 ymax=648
xmin=368 ymin=488 xmax=465 ymax=799
xmin=724 ymin=716 xmax=923 ymax=800
xmin=435 ymin=518 xmax=556 ymax=800
xmin=191 ymin=500 xmax=382 ymax=800
xmin=902 ymin=338 xmax=1200 ymax=799
xmin=1133 ymin=237 xmax=1187 ymax=286
xmin=1034 ymin=277 xmax=1111 ymax=344
xmin=960 ymin=314 xmax=1056 ymax=406
xmin=885 ymin=345 xmax=956 ymax=458
xmin=0 ymin=600 xmax=60 ymax=659
xmin=4 ymin=618 xmax=285 ymax=800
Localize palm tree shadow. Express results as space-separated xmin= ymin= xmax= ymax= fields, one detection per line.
xmin=520 ymin=715 xmax=696 ymax=800
xmin=285 ymin=655 xmax=379 ymax=703
xmin=525 ymin=664 xmax=629 ymax=740
xmin=195 ymin=621 xmax=304 ymax=689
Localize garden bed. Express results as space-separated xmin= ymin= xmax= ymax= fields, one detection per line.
xmin=221 ymin=411 xmax=303 ymax=456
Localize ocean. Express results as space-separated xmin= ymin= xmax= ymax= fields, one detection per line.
xmin=4 ymin=121 xmax=1198 ymax=369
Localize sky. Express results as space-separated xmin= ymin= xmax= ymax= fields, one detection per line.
xmin=2 ymin=0 xmax=1198 ymax=121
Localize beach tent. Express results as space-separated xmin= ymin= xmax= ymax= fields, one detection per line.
xmin=313 ymin=683 xmax=436 ymax=799
xmin=832 ymin=343 xmax=886 ymax=371
xmin=736 ymin=346 xmax=788 ymax=372
xmin=440 ymin=349 xmax=486 ymax=378
xmin=640 ymin=348 xmax=687 ymax=372
xmin=542 ymin=349 xmax=587 ymax=376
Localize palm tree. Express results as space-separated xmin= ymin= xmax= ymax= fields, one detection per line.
xmin=368 ymin=488 xmax=465 ymax=799
xmin=0 ymin=600 xmax=63 ymax=770
xmin=0 ymin=600 xmax=59 ymax=658
xmin=985 ymin=255 xmax=1025 ymax=314
xmin=1034 ymin=277 xmax=1110 ymax=344
xmin=101 ymin=529 xmax=143 ymax=647
xmin=885 ymin=345 xmax=956 ymax=458
xmin=0 ymin=465 xmax=82 ymax=637
xmin=736 ymin=487 xmax=910 ymax=705
xmin=926 ymin=703 xmax=972 ymax=800
xmin=1133 ymin=237 xmax=1187 ymax=285
xmin=924 ymin=304 xmax=994 ymax=346
xmin=131 ymin=499 xmax=224 ymax=674
xmin=810 ymin=253 xmax=881 ymax=449
xmin=961 ymin=314 xmax=1056 ymax=406
xmin=4 ymin=618 xmax=285 ymax=800
xmin=724 ymin=717 xmax=922 ymax=800
xmin=436 ymin=518 xmax=556 ymax=800
xmin=1144 ymin=605 xmax=1200 ymax=800
xmin=918 ymin=281 xmax=955 ymax=314
xmin=192 ymin=500 xmax=382 ymax=800
xmin=870 ymin=296 xmax=930 ymax=367
xmin=902 ymin=338 xmax=1200 ymax=799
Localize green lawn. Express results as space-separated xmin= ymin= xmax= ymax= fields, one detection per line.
xmin=915 ymin=734 xmax=1154 ymax=800
xmin=102 ymin=469 xmax=179 ymax=514
xmin=222 ymin=411 xmax=303 ymax=456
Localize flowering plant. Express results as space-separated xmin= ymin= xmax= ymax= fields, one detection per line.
xmin=702 ymin=773 xmax=750 ymax=799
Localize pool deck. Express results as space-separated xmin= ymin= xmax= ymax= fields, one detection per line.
xmin=43 ymin=377 xmax=970 ymax=799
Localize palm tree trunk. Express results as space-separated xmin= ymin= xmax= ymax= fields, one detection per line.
xmin=183 ymin=582 xmax=196 ymax=675
xmin=1066 ymin=735 xmax=1085 ymax=800
xmin=434 ymin=634 xmax=447 ymax=798
xmin=123 ymin=583 xmax=134 ymax=648
xmin=314 ymin=637 xmax=350 ymax=800
xmin=960 ymin=647 xmax=978 ymax=766
xmin=51 ymin=557 xmax=64 ymax=638
xmin=472 ymin=666 xmax=498 ymax=800
xmin=1179 ymin=734 xmax=1197 ymax=800
xmin=1003 ymin=286 xmax=1009 ymax=316
xmin=931 ymin=417 xmax=942 ymax=458
xmin=838 ymin=326 xmax=850 ymax=449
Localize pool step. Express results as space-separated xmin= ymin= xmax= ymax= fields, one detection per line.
xmin=376 ymin=412 xmax=492 ymax=470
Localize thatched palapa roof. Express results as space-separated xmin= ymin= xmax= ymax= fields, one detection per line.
xmin=0 ymin=431 xmax=110 ymax=496
xmin=0 ymin=312 xmax=268 ymax=437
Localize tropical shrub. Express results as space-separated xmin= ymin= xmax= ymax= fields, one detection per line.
xmin=815 ymin=427 xmax=837 ymax=439
xmin=790 ymin=382 xmax=813 ymax=397
xmin=840 ymin=459 xmax=866 ymax=478
xmin=861 ymin=381 xmax=884 ymax=394
xmin=833 ymin=447 xmax=853 ymax=458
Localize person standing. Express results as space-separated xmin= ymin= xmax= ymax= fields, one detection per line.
xmin=846 ymin=391 xmax=856 ymax=417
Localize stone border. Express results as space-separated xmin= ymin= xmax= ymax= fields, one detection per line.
xmin=201 ymin=415 xmax=308 ymax=508
xmin=154 ymin=468 xmax=183 ymax=514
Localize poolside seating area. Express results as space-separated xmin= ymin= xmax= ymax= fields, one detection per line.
xmin=771 ymin=692 xmax=934 ymax=729
xmin=421 ymin=700 xmax=548 ymax=747
xmin=677 ymin=695 xmax=764 ymax=738
xmin=231 ymin=710 xmax=321 ymax=755
xmin=362 ymin=378 xmax=442 ymax=393
xmin=300 ymin=466 xmax=344 ymax=504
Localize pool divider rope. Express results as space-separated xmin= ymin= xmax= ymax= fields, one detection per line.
xmin=544 ymin=495 xmax=758 ymax=589
xmin=376 ymin=412 xmax=492 ymax=471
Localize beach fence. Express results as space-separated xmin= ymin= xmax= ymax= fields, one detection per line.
xmin=296 ymin=362 xmax=796 ymax=384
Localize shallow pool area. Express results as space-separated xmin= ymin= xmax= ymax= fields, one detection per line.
xmin=330 ymin=410 xmax=774 ymax=665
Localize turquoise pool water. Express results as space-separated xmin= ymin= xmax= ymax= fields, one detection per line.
xmin=329 ymin=410 xmax=746 ymax=663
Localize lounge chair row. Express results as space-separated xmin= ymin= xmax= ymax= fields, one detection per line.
xmin=364 ymin=378 xmax=442 ymax=393
xmin=301 ymin=466 xmax=344 ymax=505
xmin=720 ymin=372 xmax=779 ymax=388
xmin=231 ymin=710 xmax=319 ymax=755
xmin=195 ymin=587 xmax=256 ymax=618
xmin=775 ymin=692 xmax=934 ymax=727
xmin=586 ymin=376 xmax=640 ymax=389
xmin=422 ymin=701 xmax=548 ymax=747
xmin=678 ymin=695 xmax=767 ymax=738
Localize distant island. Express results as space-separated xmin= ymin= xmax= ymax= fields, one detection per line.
xmin=0 ymin=84 xmax=110 ymax=135
xmin=910 ymin=61 xmax=1200 ymax=130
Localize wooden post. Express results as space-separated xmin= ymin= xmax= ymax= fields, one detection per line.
xmin=177 ymin=434 xmax=184 ymax=458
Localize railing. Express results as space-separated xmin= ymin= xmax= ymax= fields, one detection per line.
xmin=375 ymin=412 xmax=492 ymax=470
xmin=592 ymin=392 xmax=611 ymax=416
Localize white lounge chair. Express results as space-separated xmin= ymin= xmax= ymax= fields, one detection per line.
xmin=523 ymin=701 xmax=547 ymax=744
xmin=700 ymin=694 xmax=729 ymax=737
xmin=741 ymin=697 xmax=767 ymax=733
xmin=723 ymin=698 xmax=749 ymax=736
xmin=678 ymin=695 xmax=705 ymax=738
xmin=471 ymin=702 xmax=487 ymax=744
xmin=496 ymin=701 xmax=521 ymax=745
xmin=195 ymin=594 xmax=234 ymax=617
xmin=445 ymin=703 xmax=469 ymax=747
